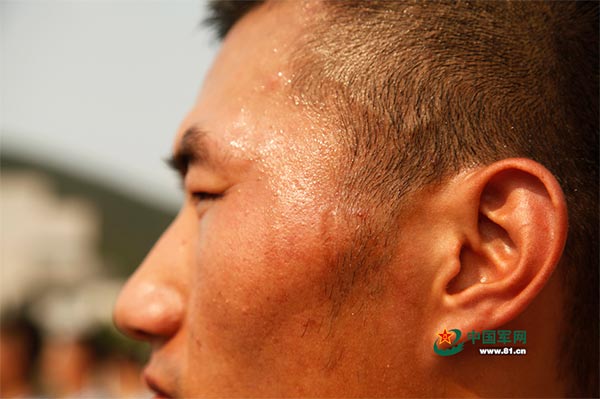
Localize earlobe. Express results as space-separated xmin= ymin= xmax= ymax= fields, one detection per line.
xmin=437 ymin=158 xmax=568 ymax=333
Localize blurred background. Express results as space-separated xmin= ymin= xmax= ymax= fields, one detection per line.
xmin=1 ymin=1 xmax=219 ymax=397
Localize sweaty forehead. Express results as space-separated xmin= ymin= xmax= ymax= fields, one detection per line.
xmin=173 ymin=0 xmax=335 ymax=165
xmin=200 ymin=1 xmax=312 ymax=106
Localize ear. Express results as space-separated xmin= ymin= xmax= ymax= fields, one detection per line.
xmin=433 ymin=158 xmax=568 ymax=333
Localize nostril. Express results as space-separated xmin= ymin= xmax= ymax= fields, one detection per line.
xmin=131 ymin=328 xmax=154 ymax=342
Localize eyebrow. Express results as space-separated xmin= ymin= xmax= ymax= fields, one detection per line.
xmin=166 ymin=126 xmax=219 ymax=179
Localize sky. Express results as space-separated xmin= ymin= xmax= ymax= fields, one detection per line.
xmin=1 ymin=0 xmax=221 ymax=211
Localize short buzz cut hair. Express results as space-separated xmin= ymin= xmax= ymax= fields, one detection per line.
xmin=206 ymin=1 xmax=599 ymax=396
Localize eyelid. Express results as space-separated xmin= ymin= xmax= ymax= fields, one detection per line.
xmin=183 ymin=167 xmax=229 ymax=193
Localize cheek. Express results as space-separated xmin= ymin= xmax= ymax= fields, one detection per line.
xmin=188 ymin=187 xmax=343 ymax=359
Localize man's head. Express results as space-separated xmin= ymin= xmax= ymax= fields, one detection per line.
xmin=114 ymin=1 xmax=598 ymax=397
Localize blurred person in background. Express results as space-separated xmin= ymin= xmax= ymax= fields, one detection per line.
xmin=0 ymin=312 xmax=42 ymax=398
xmin=96 ymin=352 xmax=148 ymax=399
xmin=37 ymin=325 xmax=148 ymax=398
xmin=39 ymin=334 xmax=104 ymax=398
xmin=114 ymin=1 xmax=598 ymax=397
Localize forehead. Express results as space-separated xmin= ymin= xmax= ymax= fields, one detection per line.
xmin=171 ymin=2 xmax=344 ymax=176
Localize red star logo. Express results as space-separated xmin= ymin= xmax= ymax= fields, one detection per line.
xmin=438 ymin=328 xmax=454 ymax=345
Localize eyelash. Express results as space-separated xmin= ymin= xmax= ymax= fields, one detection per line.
xmin=191 ymin=191 xmax=223 ymax=202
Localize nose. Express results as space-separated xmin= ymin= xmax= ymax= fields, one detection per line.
xmin=114 ymin=279 xmax=184 ymax=340
xmin=114 ymin=216 xmax=188 ymax=341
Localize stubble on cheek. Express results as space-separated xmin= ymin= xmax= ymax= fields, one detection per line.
xmin=184 ymin=188 xmax=377 ymax=391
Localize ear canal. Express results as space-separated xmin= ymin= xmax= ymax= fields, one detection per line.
xmin=447 ymin=212 xmax=516 ymax=294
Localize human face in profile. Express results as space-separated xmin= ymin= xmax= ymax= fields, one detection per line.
xmin=114 ymin=2 xmax=428 ymax=397
xmin=117 ymin=3 xmax=345 ymax=397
